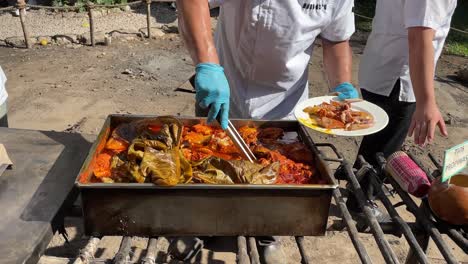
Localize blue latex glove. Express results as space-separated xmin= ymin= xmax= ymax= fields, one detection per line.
xmin=333 ymin=82 xmax=359 ymax=101
xmin=195 ymin=63 xmax=230 ymax=130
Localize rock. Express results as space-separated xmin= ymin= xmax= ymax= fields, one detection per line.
xmin=78 ymin=32 xmax=107 ymax=45
xmin=53 ymin=34 xmax=78 ymax=45
xmin=456 ymin=64 xmax=468 ymax=82
xmin=109 ymin=7 xmax=122 ymax=13
xmin=139 ymin=27 xmax=165 ymax=38
xmin=104 ymin=36 xmax=112 ymax=46
xmin=151 ymin=28 xmax=166 ymax=39
xmin=5 ymin=36 xmax=36 ymax=47
xmin=122 ymin=69 xmax=133 ymax=75
xmin=162 ymin=25 xmax=179 ymax=34
xmin=92 ymin=9 xmax=104 ymax=18
xmin=121 ymin=5 xmax=131 ymax=12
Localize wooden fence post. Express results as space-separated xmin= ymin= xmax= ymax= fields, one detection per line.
xmin=17 ymin=0 xmax=31 ymax=49
xmin=146 ymin=0 xmax=152 ymax=38
xmin=87 ymin=2 xmax=95 ymax=46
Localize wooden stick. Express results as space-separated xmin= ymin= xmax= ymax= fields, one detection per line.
xmin=87 ymin=3 xmax=95 ymax=46
xmin=146 ymin=0 xmax=151 ymax=38
xmin=17 ymin=0 xmax=31 ymax=49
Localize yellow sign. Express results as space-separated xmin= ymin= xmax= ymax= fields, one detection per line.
xmin=442 ymin=140 xmax=468 ymax=182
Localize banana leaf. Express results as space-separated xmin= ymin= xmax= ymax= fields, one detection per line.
xmin=179 ymin=149 xmax=193 ymax=183
xmin=193 ymin=157 xmax=279 ymax=184
xmin=127 ymin=139 xmax=145 ymax=161
xmin=250 ymin=162 xmax=279 ymax=184
xmin=110 ymin=153 xmax=145 ymax=183
xmin=134 ymin=116 xmax=183 ymax=148
xmin=193 ymin=168 xmax=235 ymax=184
xmin=140 ymin=147 xmax=189 ymax=186
xmin=111 ymin=122 xmax=137 ymax=143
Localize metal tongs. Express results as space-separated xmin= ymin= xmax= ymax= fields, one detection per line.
xmin=220 ymin=119 xmax=257 ymax=163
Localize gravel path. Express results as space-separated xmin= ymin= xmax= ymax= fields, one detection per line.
xmin=0 ymin=3 xmax=177 ymax=40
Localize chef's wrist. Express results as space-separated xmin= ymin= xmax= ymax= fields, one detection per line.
xmin=416 ymin=98 xmax=437 ymax=109
xmin=195 ymin=45 xmax=220 ymax=65
xmin=333 ymin=82 xmax=354 ymax=91
xmin=195 ymin=63 xmax=224 ymax=73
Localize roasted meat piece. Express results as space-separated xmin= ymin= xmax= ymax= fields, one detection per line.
xmin=303 ymin=100 xmax=374 ymax=130
xmin=258 ymin=127 xmax=284 ymax=141
xmin=278 ymin=142 xmax=314 ymax=164
xmin=238 ymin=126 xmax=258 ymax=146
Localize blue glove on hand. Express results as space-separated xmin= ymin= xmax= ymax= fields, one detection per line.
xmin=195 ymin=63 xmax=230 ymax=130
xmin=333 ymin=82 xmax=359 ymax=101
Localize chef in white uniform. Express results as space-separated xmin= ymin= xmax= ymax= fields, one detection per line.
xmin=347 ymin=0 xmax=457 ymax=216
xmin=356 ymin=0 xmax=456 ymax=166
xmin=0 ymin=66 xmax=8 ymax=127
xmin=173 ymin=0 xmax=358 ymax=262
xmin=177 ymin=0 xmax=358 ymax=129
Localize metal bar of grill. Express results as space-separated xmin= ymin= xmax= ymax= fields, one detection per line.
xmin=340 ymin=159 xmax=400 ymax=264
xmin=331 ymin=188 xmax=373 ymax=264
xmin=356 ymin=156 xmax=429 ymax=264
xmin=237 ymin=236 xmax=250 ymax=264
xmin=248 ymin=237 xmax=261 ymax=264
xmin=141 ymin=237 xmax=159 ymax=264
xmin=295 ymin=236 xmax=311 ymax=264
xmin=114 ymin=236 xmax=133 ymax=264
xmin=375 ymin=154 xmax=459 ymax=264
xmin=73 ymin=236 xmax=101 ymax=264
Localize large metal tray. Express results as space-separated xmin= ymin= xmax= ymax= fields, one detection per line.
xmin=75 ymin=115 xmax=338 ymax=236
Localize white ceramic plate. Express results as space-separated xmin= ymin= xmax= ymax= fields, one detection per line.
xmin=294 ymin=96 xmax=389 ymax=136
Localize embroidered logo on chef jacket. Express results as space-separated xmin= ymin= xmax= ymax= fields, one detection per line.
xmin=299 ymin=0 xmax=329 ymax=12
xmin=298 ymin=0 xmax=331 ymax=20
xmin=302 ymin=2 xmax=327 ymax=10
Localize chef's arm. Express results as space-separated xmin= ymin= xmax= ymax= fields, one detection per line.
xmin=407 ymin=27 xmax=448 ymax=145
xmin=176 ymin=0 xmax=219 ymax=64
xmin=322 ymin=38 xmax=353 ymax=88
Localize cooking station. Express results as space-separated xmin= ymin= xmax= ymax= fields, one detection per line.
xmin=0 ymin=117 xmax=466 ymax=264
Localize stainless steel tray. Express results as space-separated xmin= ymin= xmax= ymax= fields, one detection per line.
xmin=75 ymin=115 xmax=338 ymax=236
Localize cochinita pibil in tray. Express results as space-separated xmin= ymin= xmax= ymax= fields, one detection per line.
xmin=81 ymin=116 xmax=324 ymax=186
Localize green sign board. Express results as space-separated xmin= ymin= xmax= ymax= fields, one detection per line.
xmin=442 ymin=140 xmax=468 ymax=182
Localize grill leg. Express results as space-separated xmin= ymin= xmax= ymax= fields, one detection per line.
xmin=405 ymin=233 xmax=429 ymax=264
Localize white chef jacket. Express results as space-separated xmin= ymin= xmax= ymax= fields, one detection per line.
xmin=209 ymin=0 xmax=355 ymax=119
xmin=359 ymin=0 xmax=457 ymax=102
xmin=0 ymin=66 xmax=7 ymax=106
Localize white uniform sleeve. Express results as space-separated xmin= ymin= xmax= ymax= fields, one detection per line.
xmin=0 ymin=66 xmax=6 ymax=87
xmin=404 ymin=0 xmax=457 ymax=29
xmin=320 ymin=0 xmax=355 ymax=42
xmin=0 ymin=66 xmax=7 ymax=105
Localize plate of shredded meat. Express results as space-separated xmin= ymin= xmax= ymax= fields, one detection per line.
xmin=294 ymin=96 xmax=389 ymax=136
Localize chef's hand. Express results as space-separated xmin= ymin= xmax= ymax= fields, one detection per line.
xmin=195 ymin=63 xmax=230 ymax=130
xmin=333 ymin=82 xmax=359 ymax=101
xmin=408 ymin=102 xmax=448 ymax=146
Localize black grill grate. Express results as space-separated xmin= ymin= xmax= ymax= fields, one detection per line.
xmin=43 ymin=146 xmax=467 ymax=264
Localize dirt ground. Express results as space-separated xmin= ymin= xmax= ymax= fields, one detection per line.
xmin=1 ymin=20 xmax=467 ymax=264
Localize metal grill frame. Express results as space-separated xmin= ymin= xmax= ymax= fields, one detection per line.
xmin=42 ymin=144 xmax=467 ymax=264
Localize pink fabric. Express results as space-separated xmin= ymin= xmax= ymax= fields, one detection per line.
xmin=386 ymin=151 xmax=431 ymax=198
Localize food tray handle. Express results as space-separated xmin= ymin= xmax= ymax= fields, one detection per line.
xmin=314 ymin=143 xmax=344 ymax=164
